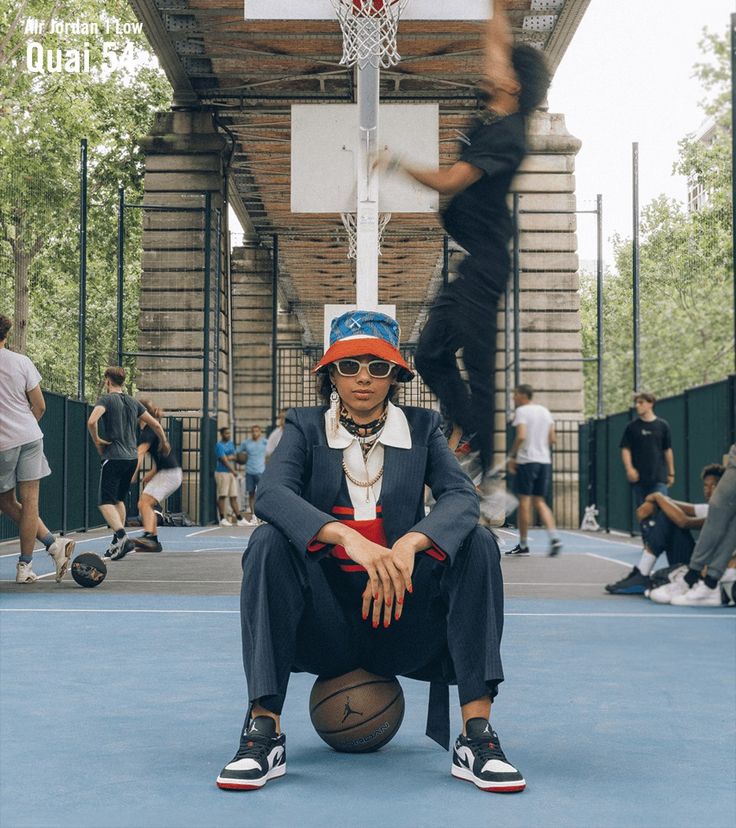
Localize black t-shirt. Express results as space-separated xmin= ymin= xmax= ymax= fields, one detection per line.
xmin=619 ymin=417 xmax=672 ymax=485
xmin=95 ymin=393 xmax=146 ymax=460
xmin=138 ymin=425 xmax=179 ymax=471
xmin=442 ymin=110 xmax=527 ymax=261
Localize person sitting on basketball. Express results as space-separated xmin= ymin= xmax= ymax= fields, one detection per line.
xmin=217 ymin=310 xmax=525 ymax=793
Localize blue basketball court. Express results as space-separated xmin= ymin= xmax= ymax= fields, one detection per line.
xmin=1 ymin=526 xmax=734 ymax=828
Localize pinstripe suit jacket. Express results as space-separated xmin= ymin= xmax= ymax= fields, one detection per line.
xmin=254 ymin=405 xmax=479 ymax=563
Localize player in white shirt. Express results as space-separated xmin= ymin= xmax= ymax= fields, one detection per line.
xmin=506 ymin=385 xmax=561 ymax=556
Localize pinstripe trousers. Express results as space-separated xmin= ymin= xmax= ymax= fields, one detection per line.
xmin=239 ymin=523 xmax=505 ymax=726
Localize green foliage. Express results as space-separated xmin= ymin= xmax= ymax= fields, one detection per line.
xmin=581 ymin=27 xmax=734 ymax=418
xmin=0 ymin=0 xmax=171 ymax=397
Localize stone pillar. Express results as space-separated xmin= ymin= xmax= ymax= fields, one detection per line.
xmin=501 ymin=110 xmax=584 ymax=526
xmin=137 ymin=109 xmax=229 ymax=419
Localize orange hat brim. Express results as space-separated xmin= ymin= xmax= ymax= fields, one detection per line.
xmin=312 ymin=337 xmax=414 ymax=381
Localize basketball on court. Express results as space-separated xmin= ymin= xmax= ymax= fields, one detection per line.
xmin=309 ymin=668 xmax=405 ymax=753
xmin=70 ymin=553 xmax=107 ymax=588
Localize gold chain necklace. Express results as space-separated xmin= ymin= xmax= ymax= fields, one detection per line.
xmin=341 ymin=460 xmax=384 ymax=502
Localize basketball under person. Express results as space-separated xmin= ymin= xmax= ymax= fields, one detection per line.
xmin=379 ymin=0 xmax=551 ymax=478
xmin=218 ymin=310 xmax=526 ymax=793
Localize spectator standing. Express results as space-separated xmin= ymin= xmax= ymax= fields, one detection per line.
xmin=0 ymin=314 xmax=75 ymax=583
xmin=238 ymin=425 xmax=268 ymax=523
xmin=505 ymin=384 xmax=562 ymax=557
xmin=620 ymin=392 xmax=675 ymax=509
xmin=265 ymin=409 xmax=287 ymax=462
xmin=87 ymin=367 xmax=170 ymax=560
xmin=215 ymin=427 xmax=247 ymax=527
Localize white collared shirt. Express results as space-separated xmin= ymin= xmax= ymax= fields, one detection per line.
xmin=324 ymin=401 xmax=412 ymax=520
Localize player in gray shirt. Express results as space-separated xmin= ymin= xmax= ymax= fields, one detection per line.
xmin=87 ymin=366 xmax=169 ymax=560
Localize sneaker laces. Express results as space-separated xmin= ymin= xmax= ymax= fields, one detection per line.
xmin=233 ymin=731 xmax=274 ymax=763
xmin=466 ymin=734 xmax=508 ymax=766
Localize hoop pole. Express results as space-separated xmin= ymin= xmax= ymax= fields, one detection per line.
xmin=355 ymin=50 xmax=380 ymax=309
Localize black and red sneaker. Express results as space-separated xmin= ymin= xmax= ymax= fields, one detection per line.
xmin=451 ymin=718 xmax=526 ymax=793
xmin=217 ymin=716 xmax=286 ymax=791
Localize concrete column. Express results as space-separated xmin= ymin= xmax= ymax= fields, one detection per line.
xmin=137 ymin=109 xmax=229 ymax=419
xmin=502 ymin=110 xmax=584 ymax=525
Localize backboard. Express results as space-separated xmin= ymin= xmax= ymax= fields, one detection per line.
xmin=244 ymin=1 xmax=487 ymax=21
xmin=291 ymin=104 xmax=439 ymax=214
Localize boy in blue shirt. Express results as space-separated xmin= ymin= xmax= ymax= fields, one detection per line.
xmin=215 ymin=427 xmax=247 ymax=527
xmin=237 ymin=425 xmax=268 ymax=524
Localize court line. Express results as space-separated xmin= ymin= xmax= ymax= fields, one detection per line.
xmin=565 ymin=531 xmax=641 ymax=549
xmin=186 ymin=527 xmax=219 ymax=537
xmin=585 ymin=552 xmax=632 ymax=568
xmin=0 ymin=608 xmax=733 ymax=619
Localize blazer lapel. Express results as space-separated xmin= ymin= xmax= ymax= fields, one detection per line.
xmin=382 ymin=444 xmax=427 ymax=543
xmin=309 ymin=445 xmax=343 ymax=514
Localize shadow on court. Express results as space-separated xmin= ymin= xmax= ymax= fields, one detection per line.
xmin=1 ymin=526 xmax=734 ymax=828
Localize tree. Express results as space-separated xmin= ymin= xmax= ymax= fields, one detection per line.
xmin=580 ymin=27 xmax=734 ymax=418
xmin=0 ymin=0 xmax=171 ymax=395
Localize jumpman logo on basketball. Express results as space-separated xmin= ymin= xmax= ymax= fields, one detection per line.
xmin=341 ymin=695 xmax=364 ymax=723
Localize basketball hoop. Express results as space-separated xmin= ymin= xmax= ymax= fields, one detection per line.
xmin=330 ymin=0 xmax=409 ymax=68
xmin=341 ymin=212 xmax=392 ymax=259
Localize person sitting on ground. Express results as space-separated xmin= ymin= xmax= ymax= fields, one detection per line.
xmin=605 ymin=463 xmax=724 ymax=596
xmin=670 ymin=444 xmax=736 ymax=608
xmin=217 ymin=310 xmax=526 ymax=794
xmin=132 ymin=400 xmax=183 ymax=554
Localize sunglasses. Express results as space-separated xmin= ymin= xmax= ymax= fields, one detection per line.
xmin=333 ymin=359 xmax=395 ymax=378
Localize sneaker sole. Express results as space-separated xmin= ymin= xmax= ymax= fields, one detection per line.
xmin=451 ymin=764 xmax=526 ymax=793
xmin=504 ymin=551 xmax=529 ymax=556
xmin=216 ymin=763 xmax=286 ymax=791
xmin=110 ymin=542 xmax=134 ymax=561
xmin=605 ymin=585 xmax=647 ymax=594
xmin=55 ymin=540 xmax=76 ymax=582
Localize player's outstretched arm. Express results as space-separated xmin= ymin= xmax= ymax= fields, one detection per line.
xmin=485 ymin=0 xmax=517 ymax=90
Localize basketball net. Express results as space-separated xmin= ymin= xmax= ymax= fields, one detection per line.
xmin=331 ymin=0 xmax=409 ymax=68
xmin=341 ymin=212 xmax=392 ymax=259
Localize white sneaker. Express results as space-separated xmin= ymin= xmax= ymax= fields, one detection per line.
xmin=671 ymin=581 xmax=722 ymax=607
xmin=16 ymin=562 xmax=38 ymax=583
xmin=236 ymin=517 xmax=249 ymax=527
xmin=649 ymin=578 xmax=689 ymax=604
xmin=47 ymin=537 xmax=76 ymax=582
xmin=220 ymin=518 xmax=232 ymax=527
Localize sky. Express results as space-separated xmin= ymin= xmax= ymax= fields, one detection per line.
xmin=549 ymin=0 xmax=734 ymax=265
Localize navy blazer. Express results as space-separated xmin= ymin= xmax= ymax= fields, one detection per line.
xmin=254 ymin=405 xmax=479 ymax=563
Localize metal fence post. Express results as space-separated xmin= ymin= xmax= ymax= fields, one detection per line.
xmin=512 ymin=193 xmax=521 ymax=389
xmin=596 ymin=193 xmax=604 ymax=418
xmin=200 ymin=194 xmax=213 ymax=525
xmin=78 ymin=139 xmax=88 ymax=400
xmin=116 ymin=187 xmax=125 ymax=368
xmin=214 ymin=208 xmax=222 ymax=421
xmin=272 ymin=235 xmax=279 ymax=428
xmin=632 ymin=143 xmax=641 ymax=393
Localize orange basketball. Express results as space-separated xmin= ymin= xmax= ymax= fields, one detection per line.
xmin=309 ymin=668 xmax=405 ymax=753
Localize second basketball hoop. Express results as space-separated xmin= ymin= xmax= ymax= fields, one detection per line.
xmin=331 ymin=0 xmax=409 ymax=68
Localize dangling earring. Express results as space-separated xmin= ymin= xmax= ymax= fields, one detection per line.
xmin=329 ymin=385 xmax=340 ymax=436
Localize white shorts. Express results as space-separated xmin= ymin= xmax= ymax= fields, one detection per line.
xmin=0 ymin=439 xmax=51 ymax=493
xmin=142 ymin=467 xmax=182 ymax=504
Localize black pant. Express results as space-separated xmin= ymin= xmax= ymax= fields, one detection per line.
xmin=240 ymin=523 xmax=505 ymax=720
xmin=643 ymin=511 xmax=694 ymax=567
xmin=414 ymin=253 xmax=508 ymax=472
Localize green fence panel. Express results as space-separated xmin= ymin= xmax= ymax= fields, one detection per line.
xmin=593 ymin=418 xmax=608 ymax=529
xmin=167 ymin=418 xmax=183 ymax=513
xmin=65 ymin=399 xmax=88 ymax=531
xmin=86 ymin=403 xmax=102 ymax=527
xmin=38 ymin=392 xmax=66 ymax=533
xmin=200 ymin=417 xmax=217 ymax=525
xmin=606 ymin=411 xmax=633 ymax=534
xmin=686 ymin=380 xmax=733 ymax=501
xmin=655 ymin=395 xmax=687 ymax=502
xmin=578 ymin=422 xmax=589 ymax=525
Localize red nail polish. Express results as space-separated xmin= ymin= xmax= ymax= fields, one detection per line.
xmin=372 ymin=620 xmax=379 ymax=629
xmin=383 ymin=619 xmax=389 ymax=628
xmin=408 ymin=585 xmax=413 ymax=594
xmin=362 ymin=613 xmax=368 ymax=621
xmin=397 ymin=597 xmax=403 ymax=605
xmin=374 ymin=593 xmax=379 ymax=600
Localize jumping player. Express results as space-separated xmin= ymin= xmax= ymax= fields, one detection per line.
xmin=379 ymin=0 xmax=551 ymax=476
xmin=217 ymin=311 xmax=525 ymax=794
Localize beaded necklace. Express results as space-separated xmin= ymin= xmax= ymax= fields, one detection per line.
xmin=339 ymin=404 xmax=387 ymax=500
